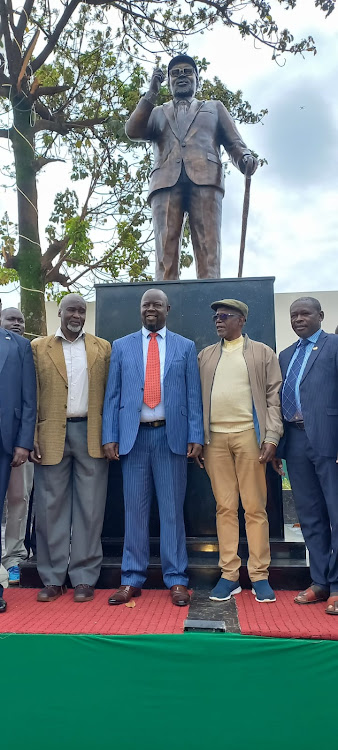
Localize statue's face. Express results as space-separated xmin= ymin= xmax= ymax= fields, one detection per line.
xmin=169 ymin=63 xmax=197 ymax=99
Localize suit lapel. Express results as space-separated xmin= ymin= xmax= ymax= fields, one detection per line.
xmin=47 ymin=337 xmax=67 ymax=383
xmin=163 ymin=101 xmax=180 ymax=139
xmin=301 ymin=331 xmax=327 ymax=383
xmin=164 ymin=331 xmax=177 ymax=378
xmin=85 ymin=334 xmax=98 ymax=374
xmin=180 ymin=98 xmax=205 ymax=139
xmin=132 ymin=331 xmax=144 ymax=383
xmin=0 ymin=329 xmax=11 ymax=377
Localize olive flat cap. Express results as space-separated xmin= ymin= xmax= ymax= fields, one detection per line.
xmin=168 ymin=55 xmax=198 ymax=77
xmin=210 ymin=298 xmax=248 ymax=319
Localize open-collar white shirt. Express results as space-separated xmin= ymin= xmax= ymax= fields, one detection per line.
xmin=55 ymin=327 xmax=88 ymax=417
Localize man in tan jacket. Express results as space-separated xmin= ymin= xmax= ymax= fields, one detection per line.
xmin=198 ymin=298 xmax=283 ymax=603
xmin=31 ymin=294 xmax=111 ymax=603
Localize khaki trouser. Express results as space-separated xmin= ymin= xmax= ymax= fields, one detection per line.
xmin=204 ymin=429 xmax=270 ymax=582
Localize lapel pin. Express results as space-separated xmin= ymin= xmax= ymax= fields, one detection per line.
xmin=313 ymin=346 xmax=318 ymax=350
xmin=5 ymin=335 xmax=10 ymax=339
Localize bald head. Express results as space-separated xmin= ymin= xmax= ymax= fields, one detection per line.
xmin=1 ymin=307 xmax=25 ymax=335
xmin=58 ymin=294 xmax=86 ymax=341
xmin=140 ymin=288 xmax=170 ymax=331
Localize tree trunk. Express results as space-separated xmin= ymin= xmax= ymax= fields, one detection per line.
xmin=11 ymin=92 xmax=47 ymax=337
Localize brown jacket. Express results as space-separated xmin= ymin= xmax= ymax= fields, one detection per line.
xmin=125 ymin=97 xmax=252 ymax=201
xmin=31 ymin=333 xmax=111 ymax=465
xmin=198 ymin=335 xmax=283 ymax=447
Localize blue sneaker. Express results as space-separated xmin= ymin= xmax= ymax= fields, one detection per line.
xmin=252 ymin=580 xmax=276 ymax=603
xmin=8 ymin=566 xmax=20 ymax=585
xmin=209 ymin=578 xmax=242 ymax=601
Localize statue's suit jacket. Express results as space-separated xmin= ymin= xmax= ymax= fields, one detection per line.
xmin=278 ymin=331 xmax=338 ymax=459
xmin=102 ymin=329 xmax=204 ymax=456
xmin=125 ymin=97 xmax=252 ymax=201
xmin=31 ymin=333 xmax=111 ymax=465
xmin=0 ymin=327 xmax=36 ymax=454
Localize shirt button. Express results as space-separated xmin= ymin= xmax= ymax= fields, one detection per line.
xmin=176 ymin=158 xmax=181 ymax=163
xmin=181 ymin=142 xmax=186 ymax=147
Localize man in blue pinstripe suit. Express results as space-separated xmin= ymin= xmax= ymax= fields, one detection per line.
xmin=102 ymin=288 xmax=204 ymax=606
xmin=274 ymin=297 xmax=338 ymax=616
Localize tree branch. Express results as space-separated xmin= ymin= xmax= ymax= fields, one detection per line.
xmin=15 ymin=0 xmax=34 ymax=45
xmin=33 ymin=85 xmax=71 ymax=98
xmin=33 ymin=156 xmax=66 ymax=173
xmin=34 ymin=116 xmax=107 ymax=134
xmin=31 ymin=0 xmax=81 ymax=72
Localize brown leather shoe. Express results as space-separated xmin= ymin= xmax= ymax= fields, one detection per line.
xmin=37 ymin=585 xmax=67 ymax=602
xmin=108 ymin=585 xmax=141 ymax=605
xmin=294 ymin=584 xmax=329 ymax=604
xmin=170 ymin=585 xmax=190 ymax=607
xmin=73 ymin=584 xmax=95 ymax=602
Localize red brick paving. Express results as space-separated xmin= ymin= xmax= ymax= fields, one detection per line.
xmin=0 ymin=589 xmax=186 ymax=635
xmin=236 ymin=589 xmax=338 ymax=640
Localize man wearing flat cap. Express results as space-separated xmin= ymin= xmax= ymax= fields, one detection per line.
xmin=125 ymin=54 xmax=257 ymax=280
xmin=198 ymin=299 xmax=283 ymax=603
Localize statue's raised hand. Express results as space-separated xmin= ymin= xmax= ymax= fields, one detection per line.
xmin=149 ymin=68 xmax=165 ymax=96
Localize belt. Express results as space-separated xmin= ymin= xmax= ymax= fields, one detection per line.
xmin=287 ymin=420 xmax=305 ymax=430
xmin=67 ymin=416 xmax=88 ymax=423
xmin=139 ymin=420 xmax=166 ymax=428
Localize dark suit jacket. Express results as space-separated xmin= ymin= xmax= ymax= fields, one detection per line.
xmin=278 ymin=330 xmax=338 ymax=459
xmin=125 ymin=97 xmax=252 ymax=201
xmin=0 ymin=327 xmax=36 ymax=454
xmin=102 ymin=329 xmax=204 ymax=456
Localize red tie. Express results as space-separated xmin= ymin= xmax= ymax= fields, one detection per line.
xmin=143 ymin=332 xmax=161 ymax=409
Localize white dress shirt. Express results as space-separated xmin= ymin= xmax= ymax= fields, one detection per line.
xmin=140 ymin=325 xmax=166 ymax=422
xmin=55 ymin=327 xmax=88 ymax=417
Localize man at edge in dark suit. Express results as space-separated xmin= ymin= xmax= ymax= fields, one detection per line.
xmin=273 ymin=297 xmax=338 ymax=616
xmin=0 ymin=324 xmax=36 ymax=612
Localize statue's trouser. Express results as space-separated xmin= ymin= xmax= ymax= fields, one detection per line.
xmin=151 ymin=178 xmax=223 ymax=280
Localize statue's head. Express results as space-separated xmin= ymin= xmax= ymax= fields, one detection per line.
xmin=168 ymin=54 xmax=198 ymax=99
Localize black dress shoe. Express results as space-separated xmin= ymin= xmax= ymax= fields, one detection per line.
xmin=0 ymin=597 xmax=7 ymax=613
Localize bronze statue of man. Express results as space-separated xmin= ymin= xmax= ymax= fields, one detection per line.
xmin=125 ymin=54 xmax=258 ymax=280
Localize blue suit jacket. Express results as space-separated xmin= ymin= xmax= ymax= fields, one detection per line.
xmin=0 ymin=327 xmax=36 ymax=455
xmin=102 ymin=329 xmax=204 ymax=456
xmin=278 ymin=330 xmax=338 ymax=459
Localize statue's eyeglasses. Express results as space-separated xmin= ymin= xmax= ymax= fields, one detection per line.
xmin=170 ymin=67 xmax=194 ymax=78
xmin=212 ymin=313 xmax=239 ymax=322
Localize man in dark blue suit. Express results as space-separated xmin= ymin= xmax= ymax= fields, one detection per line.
xmin=102 ymin=288 xmax=204 ymax=606
xmin=0 ymin=323 xmax=36 ymax=612
xmin=274 ymin=297 xmax=338 ymax=615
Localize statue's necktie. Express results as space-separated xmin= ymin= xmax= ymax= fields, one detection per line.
xmin=143 ymin=332 xmax=161 ymax=409
xmin=176 ymin=100 xmax=189 ymax=131
xmin=282 ymin=339 xmax=310 ymax=421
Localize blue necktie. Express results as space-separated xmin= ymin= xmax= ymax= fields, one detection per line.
xmin=282 ymin=339 xmax=310 ymax=422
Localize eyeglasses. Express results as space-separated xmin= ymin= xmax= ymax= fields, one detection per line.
xmin=212 ymin=313 xmax=239 ymax=322
xmin=170 ymin=67 xmax=194 ymax=78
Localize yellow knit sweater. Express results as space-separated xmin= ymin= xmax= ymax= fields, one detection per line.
xmin=210 ymin=336 xmax=254 ymax=433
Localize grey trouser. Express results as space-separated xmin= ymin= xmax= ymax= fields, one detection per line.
xmin=2 ymin=461 xmax=34 ymax=569
xmin=34 ymin=420 xmax=108 ymax=587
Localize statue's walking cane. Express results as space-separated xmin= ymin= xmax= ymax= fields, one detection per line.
xmin=237 ymin=164 xmax=252 ymax=278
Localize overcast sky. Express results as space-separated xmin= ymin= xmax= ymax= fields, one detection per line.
xmin=0 ymin=0 xmax=337 ymax=308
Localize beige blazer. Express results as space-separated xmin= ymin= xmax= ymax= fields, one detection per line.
xmin=31 ymin=333 xmax=111 ymax=465
xmin=198 ymin=334 xmax=283 ymax=447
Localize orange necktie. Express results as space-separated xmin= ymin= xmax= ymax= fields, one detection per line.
xmin=143 ymin=332 xmax=161 ymax=409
